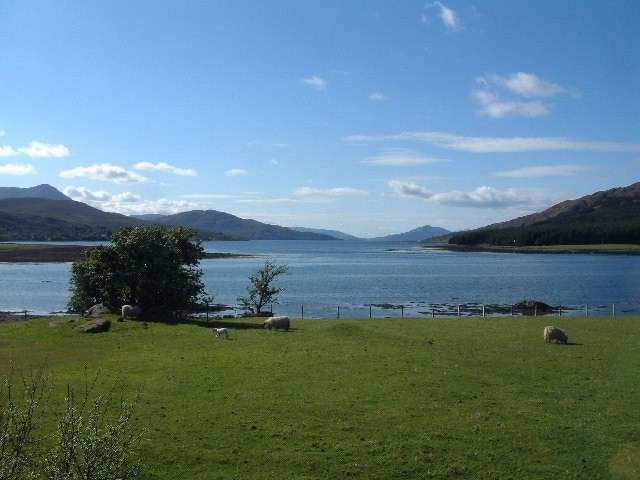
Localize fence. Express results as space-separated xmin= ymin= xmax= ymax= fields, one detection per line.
xmin=201 ymin=301 xmax=640 ymax=320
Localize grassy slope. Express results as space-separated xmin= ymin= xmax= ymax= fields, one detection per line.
xmin=1 ymin=316 xmax=638 ymax=479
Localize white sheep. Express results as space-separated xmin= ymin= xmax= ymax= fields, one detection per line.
xmin=262 ymin=315 xmax=290 ymax=331
xmin=544 ymin=325 xmax=568 ymax=344
xmin=214 ymin=327 xmax=229 ymax=338
xmin=121 ymin=304 xmax=142 ymax=319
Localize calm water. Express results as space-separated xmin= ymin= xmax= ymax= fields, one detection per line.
xmin=1 ymin=240 xmax=639 ymax=317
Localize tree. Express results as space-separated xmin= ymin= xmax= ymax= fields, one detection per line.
xmin=237 ymin=260 xmax=288 ymax=315
xmin=68 ymin=225 xmax=207 ymax=314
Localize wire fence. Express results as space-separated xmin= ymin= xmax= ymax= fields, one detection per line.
xmin=201 ymin=300 xmax=640 ymax=320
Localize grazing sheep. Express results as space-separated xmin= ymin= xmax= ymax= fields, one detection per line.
xmin=121 ymin=304 xmax=142 ymax=319
xmin=544 ymin=326 xmax=568 ymax=344
xmin=214 ymin=327 xmax=229 ymax=338
xmin=262 ymin=315 xmax=290 ymax=331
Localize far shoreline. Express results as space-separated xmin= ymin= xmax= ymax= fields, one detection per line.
xmin=0 ymin=243 xmax=254 ymax=263
xmin=426 ymin=243 xmax=640 ymax=255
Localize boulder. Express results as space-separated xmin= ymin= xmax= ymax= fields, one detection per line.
xmin=513 ymin=299 xmax=552 ymax=315
xmin=76 ymin=318 xmax=111 ymax=334
xmin=85 ymin=302 xmax=115 ymax=317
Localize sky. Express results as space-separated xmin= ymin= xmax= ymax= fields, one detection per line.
xmin=1 ymin=1 xmax=639 ymax=238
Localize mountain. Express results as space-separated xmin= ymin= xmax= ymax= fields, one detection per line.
xmin=370 ymin=225 xmax=451 ymax=242
xmin=150 ymin=210 xmax=337 ymax=241
xmin=449 ymin=182 xmax=640 ymax=246
xmin=291 ymin=227 xmax=361 ymax=241
xmin=0 ymin=184 xmax=71 ymax=201
xmin=0 ymin=197 xmax=148 ymax=241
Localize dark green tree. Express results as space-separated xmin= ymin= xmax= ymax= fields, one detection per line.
xmin=236 ymin=260 xmax=288 ymax=315
xmin=68 ymin=225 xmax=207 ymax=314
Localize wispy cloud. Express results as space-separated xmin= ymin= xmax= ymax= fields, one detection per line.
xmin=344 ymin=131 xmax=640 ymax=153
xmin=19 ymin=141 xmax=69 ymax=158
xmin=424 ymin=1 xmax=463 ymax=32
xmin=0 ymin=141 xmax=69 ymax=158
xmin=133 ymin=161 xmax=197 ymax=176
xmin=303 ymin=76 xmax=327 ymax=89
xmin=494 ymin=165 xmax=592 ymax=178
xmin=0 ymin=163 xmax=37 ymax=175
xmin=225 ymin=168 xmax=247 ymax=177
xmin=294 ymin=186 xmax=369 ymax=198
xmin=60 ymin=163 xmax=148 ymax=184
xmin=474 ymin=72 xmax=572 ymax=118
xmin=360 ymin=148 xmax=448 ymax=166
xmin=64 ymin=185 xmax=194 ymax=214
xmin=0 ymin=146 xmax=19 ymax=157
xmin=369 ymin=92 xmax=389 ymax=101
xmin=389 ymin=180 xmax=551 ymax=209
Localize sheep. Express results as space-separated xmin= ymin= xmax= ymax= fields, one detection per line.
xmin=544 ymin=325 xmax=568 ymax=344
xmin=262 ymin=315 xmax=290 ymax=331
xmin=214 ymin=327 xmax=229 ymax=338
xmin=121 ymin=304 xmax=142 ymax=319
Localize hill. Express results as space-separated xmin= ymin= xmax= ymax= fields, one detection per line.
xmin=449 ymin=182 xmax=640 ymax=246
xmin=0 ymin=197 xmax=149 ymax=241
xmin=370 ymin=225 xmax=451 ymax=242
xmin=151 ymin=210 xmax=337 ymax=241
xmin=291 ymin=227 xmax=360 ymax=241
xmin=0 ymin=184 xmax=71 ymax=201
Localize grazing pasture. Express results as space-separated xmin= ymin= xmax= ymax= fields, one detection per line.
xmin=1 ymin=315 xmax=638 ymax=479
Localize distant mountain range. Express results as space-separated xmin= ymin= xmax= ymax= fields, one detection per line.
xmin=3 ymin=183 xmax=636 ymax=245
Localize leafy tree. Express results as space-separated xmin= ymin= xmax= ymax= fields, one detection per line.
xmin=237 ymin=260 xmax=288 ymax=315
xmin=68 ymin=225 xmax=207 ymax=314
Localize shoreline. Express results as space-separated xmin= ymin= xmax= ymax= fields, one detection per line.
xmin=0 ymin=243 xmax=254 ymax=263
xmin=426 ymin=243 xmax=640 ymax=255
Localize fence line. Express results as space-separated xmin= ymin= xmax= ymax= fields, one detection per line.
xmin=201 ymin=301 xmax=638 ymax=320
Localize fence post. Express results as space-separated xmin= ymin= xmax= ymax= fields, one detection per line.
xmin=337 ymin=305 xmax=340 ymax=319
xmin=482 ymin=305 xmax=485 ymax=317
xmin=457 ymin=305 xmax=460 ymax=318
xmin=432 ymin=307 xmax=435 ymax=318
xmin=401 ymin=306 xmax=404 ymax=318
xmin=369 ymin=305 xmax=372 ymax=319
xmin=613 ymin=303 xmax=616 ymax=316
xmin=301 ymin=305 xmax=304 ymax=319
xmin=585 ymin=304 xmax=588 ymax=316
xmin=534 ymin=305 xmax=537 ymax=317
xmin=559 ymin=306 xmax=562 ymax=317
xmin=206 ymin=302 xmax=209 ymax=321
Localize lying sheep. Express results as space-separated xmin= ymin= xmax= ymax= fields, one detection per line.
xmin=121 ymin=304 xmax=142 ymax=319
xmin=214 ymin=327 xmax=229 ymax=338
xmin=544 ymin=325 xmax=568 ymax=344
xmin=262 ymin=315 xmax=290 ymax=331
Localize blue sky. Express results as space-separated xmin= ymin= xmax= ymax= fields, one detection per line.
xmin=1 ymin=1 xmax=639 ymax=237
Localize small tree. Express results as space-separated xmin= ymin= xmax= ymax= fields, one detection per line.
xmin=237 ymin=260 xmax=288 ymax=315
xmin=68 ymin=225 xmax=207 ymax=314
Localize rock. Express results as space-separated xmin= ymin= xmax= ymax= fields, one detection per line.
xmin=76 ymin=318 xmax=110 ymax=333
xmin=513 ymin=299 xmax=552 ymax=314
xmin=85 ymin=302 xmax=115 ymax=317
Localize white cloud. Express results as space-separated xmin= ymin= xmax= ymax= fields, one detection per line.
xmin=483 ymin=72 xmax=566 ymax=98
xmin=64 ymin=185 xmax=194 ymax=215
xmin=0 ymin=146 xmax=19 ymax=157
xmin=473 ymin=90 xmax=550 ymax=118
xmin=0 ymin=130 xmax=5 ymax=137
xmin=494 ymin=165 xmax=592 ymax=178
xmin=133 ymin=161 xmax=197 ymax=176
xmin=303 ymin=76 xmax=327 ymax=89
xmin=225 ymin=168 xmax=247 ymax=177
xmin=19 ymin=141 xmax=69 ymax=158
xmin=473 ymin=72 xmax=571 ymax=119
xmin=369 ymin=92 xmax=389 ymax=101
xmin=425 ymin=1 xmax=463 ymax=32
xmin=389 ymin=180 xmax=550 ymax=208
xmin=344 ymin=131 xmax=640 ymax=153
xmin=60 ymin=163 xmax=148 ymax=184
xmin=0 ymin=163 xmax=37 ymax=175
xmin=360 ymin=148 xmax=448 ymax=166
xmin=294 ymin=186 xmax=369 ymax=197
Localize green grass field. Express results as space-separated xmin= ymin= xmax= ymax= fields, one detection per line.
xmin=1 ymin=315 xmax=638 ymax=479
